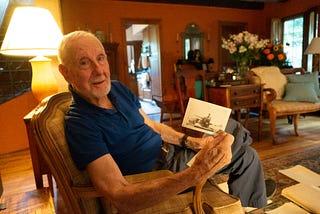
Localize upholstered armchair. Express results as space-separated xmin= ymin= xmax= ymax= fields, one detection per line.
xmin=30 ymin=92 xmax=243 ymax=213
xmin=248 ymin=66 xmax=320 ymax=144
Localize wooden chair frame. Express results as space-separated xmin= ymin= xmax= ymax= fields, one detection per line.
xmin=175 ymin=67 xmax=208 ymax=116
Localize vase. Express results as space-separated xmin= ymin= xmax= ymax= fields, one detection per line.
xmin=236 ymin=59 xmax=249 ymax=79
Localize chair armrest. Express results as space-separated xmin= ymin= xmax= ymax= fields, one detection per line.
xmin=193 ymin=179 xmax=207 ymax=213
xmin=125 ymin=170 xmax=173 ymax=184
xmin=72 ymin=170 xmax=173 ymax=199
xmin=73 ymin=170 xmax=240 ymax=213
xmin=263 ymin=88 xmax=277 ymax=103
xmin=72 ymin=185 xmax=103 ymax=198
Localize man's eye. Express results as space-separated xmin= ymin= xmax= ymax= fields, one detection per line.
xmin=97 ymin=55 xmax=107 ymax=63
xmin=80 ymin=58 xmax=90 ymax=66
xmin=79 ymin=58 xmax=91 ymax=69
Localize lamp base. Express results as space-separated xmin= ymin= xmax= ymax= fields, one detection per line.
xmin=30 ymin=56 xmax=58 ymax=101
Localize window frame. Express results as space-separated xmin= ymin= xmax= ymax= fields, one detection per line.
xmin=282 ymin=14 xmax=304 ymax=68
xmin=281 ymin=6 xmax=320 ymax=71
xmin=0 ymin=54 xmax=32 ymax=104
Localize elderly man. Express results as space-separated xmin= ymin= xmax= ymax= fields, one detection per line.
xmin=58 ymin=30 xmax=269 ymax=213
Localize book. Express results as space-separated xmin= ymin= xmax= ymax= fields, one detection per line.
xmin=182 ymin=98 xmax=232 ymax=135
xmin=265 ymin=202 xmax=309 ymax=214
xmin=281 ymin=183 xmax=320 ymax=213
xmin=279 ymin=165 xmax=320 ymax=213
xmin=279 ymin=165 xmax=320 ymax=187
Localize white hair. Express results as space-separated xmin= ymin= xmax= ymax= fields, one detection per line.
xmin=58 ymin=30 xmax=103 ymax=66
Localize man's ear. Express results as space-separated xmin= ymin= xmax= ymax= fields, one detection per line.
xmin=58 ymin=64 xmax=71 ymax=82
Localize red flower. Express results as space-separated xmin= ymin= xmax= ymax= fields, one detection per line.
xmin=263 ymin=49 xmax=271 ymax=55
xmin=277 ymin=53 xmax=286 ymax=61
xmin=257 ymin=42 xmax=288 ymax=68
xmin=266 ymin=42 xmax=273 ymax=48
xmin=267 ymin=54 xmax=275 ymax=61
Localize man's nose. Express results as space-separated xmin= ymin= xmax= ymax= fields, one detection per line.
xmin=91 ymin=60 xmax=104 ymax=73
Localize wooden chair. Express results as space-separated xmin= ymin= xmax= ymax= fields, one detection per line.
xmin=248 ymin=67 xmax=320 ymax=144
xmin=152 ymin=92 xmax=181 ymax=127
xmin=175 ymin=65 xmax=208 ymax=116
xmin=31 ymin=92 xmax=243 ymax=213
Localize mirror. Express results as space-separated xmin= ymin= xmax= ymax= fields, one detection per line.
xmin=181 ymin=23 xmax=204 ymax=61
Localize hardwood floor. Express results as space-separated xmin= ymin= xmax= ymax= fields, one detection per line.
xmin=0 ymin=113 xmax=319 ymax=213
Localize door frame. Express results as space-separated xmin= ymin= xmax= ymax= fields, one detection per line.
xmin=121 ymin=18 xmax=162 ymax=98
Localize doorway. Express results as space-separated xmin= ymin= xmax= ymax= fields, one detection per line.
xmin=122 ymin=19 xmax=162 ymax=103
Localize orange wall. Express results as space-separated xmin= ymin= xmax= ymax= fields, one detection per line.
xmin=60 ymin=0 xmax=268 ymax=91
xmin=1 ymin=0 xmax=319 ymax=154
xmin=0 ymin=92 xmax=38 ymax=154
xmin=265 ymin=0 xmax=320 ymax=19
xmin=59 ymin=0 xmax=319 ymax=93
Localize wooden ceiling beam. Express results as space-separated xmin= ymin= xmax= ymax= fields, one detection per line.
xmin=119 ymin=0 xmax=265 ymax=10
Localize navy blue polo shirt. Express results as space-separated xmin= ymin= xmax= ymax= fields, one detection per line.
xmin=65 ymin=81 xmax=162 ymax=175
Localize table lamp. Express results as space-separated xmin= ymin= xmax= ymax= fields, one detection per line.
xmin=0 ymin=6 xmax=63 ymax=101
xmin=304 ymin=37 xmax=320 ymax=72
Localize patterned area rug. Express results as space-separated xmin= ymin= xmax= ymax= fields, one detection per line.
xmin=261 ymin=145 xmax=320 ymax=210
xmin=214 ymin=145 xmax=320 ymax=211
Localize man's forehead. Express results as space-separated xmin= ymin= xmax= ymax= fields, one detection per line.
xmin=71 ymin=37 xmax=104 ymax=58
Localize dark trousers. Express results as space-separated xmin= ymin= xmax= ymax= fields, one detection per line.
xmin=155 ymin=118 xmax=267 ymax=208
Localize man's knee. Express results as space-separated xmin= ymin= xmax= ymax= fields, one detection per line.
xmin=242 ymin=146 xmax=261 ymax=167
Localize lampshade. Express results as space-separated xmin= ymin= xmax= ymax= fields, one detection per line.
xmin=304 ymin=37 xmax=320 ymax=55
xmin=0 ymin=6 xmax=63 ymax=101
xmin=0 ymin=6 xmax=63 ymax=56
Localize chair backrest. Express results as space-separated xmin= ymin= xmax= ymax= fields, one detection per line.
xmin=31 ymin=92 xmax=105 ymax=213
xmin=175 ymin=66 xmax=208 ymax=115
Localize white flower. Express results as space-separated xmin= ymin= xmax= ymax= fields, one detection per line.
xmin=221 ymin=31 xmax=268 ymax=63
xmin=239 ymin=45 xmax=247 ymax=53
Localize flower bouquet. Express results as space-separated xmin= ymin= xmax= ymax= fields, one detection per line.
xmin=257 ymin=42 xmax=288 ymax=68
xmin=221 ymin=31 xmax=269 ymax=77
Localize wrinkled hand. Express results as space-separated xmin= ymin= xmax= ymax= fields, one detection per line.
xmin=190 ymin=132 xmax=234 ymax=180
xmin=189 ymin=131 xmax=232 ymax=151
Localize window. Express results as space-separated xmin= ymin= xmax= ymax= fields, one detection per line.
xmin=306 ymin=12 xmax=315 ymax=71
xmin=0 ymin=54 xmax=32 ymax=103
xmin=306 ymin=11 xmax=319 ymax=72
xmin=283 ymin=17 xmax=304 ymax=68
xmin=282 ymin=7 xmax=320 ymax=71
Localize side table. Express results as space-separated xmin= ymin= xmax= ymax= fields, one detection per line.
xmin=24 ymin=109 xmax=53 ymax=195
xmin=207 ymin=84 xmax=264 ymax=140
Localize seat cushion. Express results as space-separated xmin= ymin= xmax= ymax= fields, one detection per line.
xmin=251 ymin=66 xmax=287 ymax=99
xmin=270 ymin=100 xmax=320 ymax=114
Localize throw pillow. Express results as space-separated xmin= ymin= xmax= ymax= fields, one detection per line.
xmin=251 ymin=66 xmax=287 ymax=99
xmin=286 ymin=72 xmax=320 ymax=96
xmin=283 ymin=82 xmax=319 ymax=103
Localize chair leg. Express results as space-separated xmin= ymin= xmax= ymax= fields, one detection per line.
xmin=269 ymin=112 xmax=277 ymax=144
xmin=258 ymin=110 xmax=263 ymax=141
xmin=243 ymin=109 xmax=250 ymax=128
xmin=293 ymin=114 xmax=300 ymax=136
xmin=169 ymin=113 xmax=173 ymax=126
